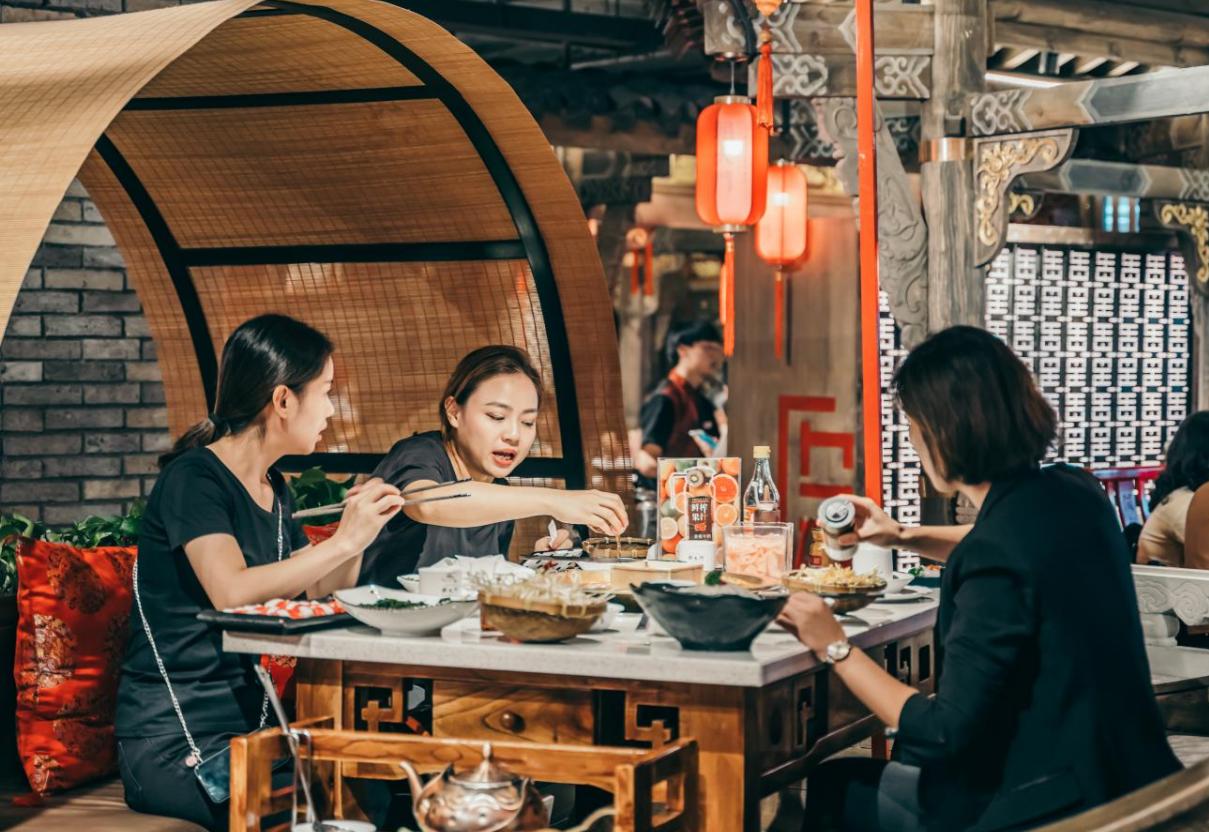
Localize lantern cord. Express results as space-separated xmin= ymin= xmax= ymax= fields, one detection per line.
xmin=774 ymin=268 xmax=785 ymax=361
xmin=729 ymin=60 xmax=736 ymax=96
xmin=723 ymin=233 xmax=736 ymax=357
xmin=643 ymin=237 xmax=655 ymax=297
xmin=756 ymin=29 xmax=775 ymax=133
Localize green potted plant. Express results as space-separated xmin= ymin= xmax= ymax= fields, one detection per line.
xmin=288 ymin=467 xmax=356 ymax=541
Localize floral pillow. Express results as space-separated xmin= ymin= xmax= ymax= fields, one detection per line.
xmin=13 ymin=539 xmax=136 ymax=793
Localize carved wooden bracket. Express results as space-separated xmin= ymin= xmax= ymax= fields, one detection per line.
xmin=816 ymin=98 xmax=928 ymax=346
xmin=1156 ymin=201 xmax=1209 ymax=294
xmin=1008 ymin=190 xmax=1043 ymax=221
xmin=973 ymin=129 xmax=1076 ymax=267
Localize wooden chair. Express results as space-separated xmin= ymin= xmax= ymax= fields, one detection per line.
xmin=1030 ymin=756 xmax=1209 ymax=831
xmin=228 ymin=718 xmax=698 ymax=832
xmin=1183 ymin=482 xmax=1209 ymax=571
xmin=1090 ymin=466 xmax=1162 ymax=529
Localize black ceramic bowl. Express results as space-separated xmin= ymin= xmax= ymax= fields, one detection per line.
xmin=631 ymin=582 xmax=788 ymax=651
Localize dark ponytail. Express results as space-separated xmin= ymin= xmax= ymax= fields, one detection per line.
xmin=160 ymin=314 xmax=333 ymax=467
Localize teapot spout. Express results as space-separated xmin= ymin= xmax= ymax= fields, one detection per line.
xmin=398 ymin=759 xmax=422 ymax=801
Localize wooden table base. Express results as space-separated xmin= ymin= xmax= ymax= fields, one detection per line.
xmin=291 ymin=630 xmax=933 ymax=831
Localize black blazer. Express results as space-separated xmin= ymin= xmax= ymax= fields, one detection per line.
xmin=894 ymin=465 xmax=1180 ymax=831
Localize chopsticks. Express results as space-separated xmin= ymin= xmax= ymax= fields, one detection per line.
xmin=292 ymin=477 xmax=471 ymax=520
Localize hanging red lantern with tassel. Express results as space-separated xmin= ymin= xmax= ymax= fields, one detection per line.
xmin=695 ymin=93 xmax=769 ymax=356
xmin=754 ymin=161 xmax=808 ymax=361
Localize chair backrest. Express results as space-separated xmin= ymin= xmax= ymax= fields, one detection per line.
xmin=1183 ymin=482 xmax=1209 ymax=570
xmin=1031 ymin=756 xmax=1209 ymax=831
xmin=1090 ymin=466 xmax=1163 ymax=528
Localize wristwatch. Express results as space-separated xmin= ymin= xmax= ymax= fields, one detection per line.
xmin=821 ymin=639 xmax=853 ymax=664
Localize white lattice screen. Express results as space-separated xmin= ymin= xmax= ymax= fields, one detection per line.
xmin=879 ymin=245 xmax=1193 ymax=547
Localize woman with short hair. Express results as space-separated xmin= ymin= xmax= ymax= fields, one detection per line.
xmin=781 ymin=326 xmax=1178 ymax=831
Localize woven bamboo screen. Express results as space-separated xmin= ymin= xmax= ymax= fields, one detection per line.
xmin=0 ymin=0 xmax=632 ymax=528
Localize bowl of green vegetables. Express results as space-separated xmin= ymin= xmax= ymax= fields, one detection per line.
xmin=334 ymin=586 xmax=477 ymax=636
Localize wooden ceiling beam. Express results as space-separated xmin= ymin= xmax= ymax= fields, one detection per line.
xmin=970 ymin=64 xmax=1209 ymax=136
xmin=991 ymin=21 xmax=1209 ymax=69
xmin=991 ymin=0 xmax=1209 ymax=50
xmin=702 ymin=1 xmax=933 ymax=56
xmin=1017 ymin=159 xmax=1209 ymax=201
xmin=995 ymin=47 xmax=1041 ymax=70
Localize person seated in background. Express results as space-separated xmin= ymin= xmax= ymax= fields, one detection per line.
xmin=1138 ymin=411 xmax=1209 ymax=567
xmin=633 ymin=321 xmax=725 ymax=489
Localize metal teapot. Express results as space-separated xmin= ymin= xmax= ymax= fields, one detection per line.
xmin=399 ymin=743 xmax=548 ymax=832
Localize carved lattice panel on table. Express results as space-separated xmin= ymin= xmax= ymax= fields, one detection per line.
xmin=985 ymin=246 xmax=1191 ymax=472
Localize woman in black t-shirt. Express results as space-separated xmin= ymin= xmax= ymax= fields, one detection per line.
xmin=115 ymin=315 xmax=404 ymax=830
xmin=359 ymin=345 xmax=629 ymax=585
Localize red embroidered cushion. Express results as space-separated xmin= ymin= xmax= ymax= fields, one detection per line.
xmin=259 ymin=523 xmax=340 ymax=705
xmin=13 ymin=539 xmax=136 ymax=794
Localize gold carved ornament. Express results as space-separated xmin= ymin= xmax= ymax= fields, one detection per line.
xmin=1159 ymin=202 xmax=1209 ymax=286
xmin=1009 ymin=192 xmax=1036 ymax=219
xmin=975 ymin=137 xmax=1062 ymax=248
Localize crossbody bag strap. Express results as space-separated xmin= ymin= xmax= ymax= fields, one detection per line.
xmin=132 ymin=486 xmax=285 ymax=765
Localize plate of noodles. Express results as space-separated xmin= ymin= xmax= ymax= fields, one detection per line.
xmin=782 ymin=566 xmax=886 ymax=614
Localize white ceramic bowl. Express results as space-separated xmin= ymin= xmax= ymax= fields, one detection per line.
xmin=589 ymin=603 xmax=624 ymax=632
xmin=335 ymin=586 xmax=477 ymax=636
xmin=397 ymin=574 xmax=421 ymax=593
xmin=882 ymin=572 xmax=914 ymax=595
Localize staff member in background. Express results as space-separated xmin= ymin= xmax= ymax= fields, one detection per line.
xmin=1138 ymin=411 xmax=1209 ymax=567
xmin=358 ymin=345 xmax=629 ymax=586
xmin=780 ymin=326 xmax=1178 ymax=832
xmin=634 ymin=321 xmax=726 ymax=488
xmin=117 ymin=315 xmax=404 ymax=831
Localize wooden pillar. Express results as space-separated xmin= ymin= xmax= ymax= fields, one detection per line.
xmin=921 ymin=0 xmax=987 ymax=333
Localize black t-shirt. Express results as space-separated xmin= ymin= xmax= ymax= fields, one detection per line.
xmin=358 ymin=431 xmax=514 ymax=586
xmin=115 ymin=448 xmax=309 ymax=739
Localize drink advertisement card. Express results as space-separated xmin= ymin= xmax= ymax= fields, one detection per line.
xmin=655 ymin=458 xmax=742 ymax=557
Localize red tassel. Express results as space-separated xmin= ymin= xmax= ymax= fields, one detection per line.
xmin=774 ymin=269 xmax=784 ymax=361
xmin=723 ymin=234 xmax=736 ymax=357
xmin=629 ymin=252 xmax=640 ymax=295
xmin=756 ymin=38 xmax=775 ymax=133
xmin=643 ymin=238 xmax=655 ymax=296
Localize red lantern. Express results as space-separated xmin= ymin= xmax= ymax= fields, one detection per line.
xmin=696 ymin=94 xmax=769 ymax=357
xmin=755 ymin=161 xmax=808 ymax=361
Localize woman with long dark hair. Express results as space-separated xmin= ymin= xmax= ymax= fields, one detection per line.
xmin=358 ymin=344 xmax=628 ymax=585
xmin=1138 ymin=411 xmax=1209 ymax=566
xmin=116 ymin=314 xmax=404 ymax=830
xmin=779 ymin=326 xmax=1177 ymax=831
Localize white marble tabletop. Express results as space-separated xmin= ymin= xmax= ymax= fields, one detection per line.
xmin=224 ymin=595 xmax=938 ymax=688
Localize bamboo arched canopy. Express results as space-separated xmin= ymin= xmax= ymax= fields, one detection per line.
xmin=0 ymin=0 xmax=630 ymax=498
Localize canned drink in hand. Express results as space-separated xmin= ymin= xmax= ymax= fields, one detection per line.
xmin=818 ymin=497 xmax=857 ymax=561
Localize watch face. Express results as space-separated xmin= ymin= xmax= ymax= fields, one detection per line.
xmin=827 ymin=641 xmax=851 ymax=662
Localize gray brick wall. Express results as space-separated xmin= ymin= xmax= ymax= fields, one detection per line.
xmin=0 ymin=180 xmax=170 ymax=524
